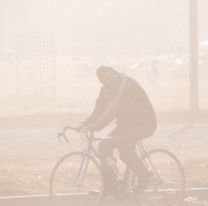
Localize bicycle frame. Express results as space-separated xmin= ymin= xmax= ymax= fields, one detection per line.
xmin=136 ymin=142 xmax=162 ymax=184
xmin=63 ymin=127 xmax=161 ymax=190
xmin=72 ymin=131 xmax=103 ymax=188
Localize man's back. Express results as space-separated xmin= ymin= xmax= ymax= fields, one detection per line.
xmin=116 ymin=77 xmax=156 ymax=123
xmin=110 ymin=76 xmax=157 ymax=138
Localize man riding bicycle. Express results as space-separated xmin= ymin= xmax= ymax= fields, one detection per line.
xmin=77 ymin=66 xmax=157 ymax=196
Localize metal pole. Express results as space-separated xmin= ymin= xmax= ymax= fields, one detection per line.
xmin=189 ymin=0 xmax=199 ymax=118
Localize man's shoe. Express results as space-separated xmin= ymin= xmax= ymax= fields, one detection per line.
xmin=113 ymin=180 xmax=128 ymax=200
xmin=102 ymin=181 xmax=118 ymax=198
xmin=134 ymin=171 xmax=153 ymax=194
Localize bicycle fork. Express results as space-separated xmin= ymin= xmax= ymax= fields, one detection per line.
xmin=73 ymin=154 xmax=90 ymax=188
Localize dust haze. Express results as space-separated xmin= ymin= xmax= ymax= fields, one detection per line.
xmin=0 ymin=0 xmax=208 ymax=205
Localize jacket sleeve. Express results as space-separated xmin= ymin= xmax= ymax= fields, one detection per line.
xmin=82 ymin=87 xmax=115 ymax=130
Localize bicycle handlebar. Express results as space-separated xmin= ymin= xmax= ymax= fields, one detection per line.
xmin=57 ymin=126 xmax=77 ymax=143
xmin=57 ymin=125 xmax=93 ymax=143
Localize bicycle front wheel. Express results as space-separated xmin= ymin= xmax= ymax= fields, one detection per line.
xmin=50 ymin=151 xmax=103 ymax=206
xmin=134 ymin=149 xmax=185 ymax=206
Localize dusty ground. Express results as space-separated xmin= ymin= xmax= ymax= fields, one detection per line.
xmin=0 ymin=113 xmax=207 ymax=197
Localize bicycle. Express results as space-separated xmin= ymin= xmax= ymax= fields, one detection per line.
xmin=49 ymin=126 xmax=186 ymax=206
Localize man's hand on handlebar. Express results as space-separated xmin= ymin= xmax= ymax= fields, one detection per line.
xmin=75 ymin=124 xmax=96 ymax=135
xmin=75 ymin=125 xmax=84 ymax=132
xmin=86 ymin=125 xmax=96 ymax=136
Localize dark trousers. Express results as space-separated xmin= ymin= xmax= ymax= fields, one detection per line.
xmin=99 ymin=132 xmax=148 ymax=190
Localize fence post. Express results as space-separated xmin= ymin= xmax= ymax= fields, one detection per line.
xmin=189 ymin=0 xmax=199 ymax=120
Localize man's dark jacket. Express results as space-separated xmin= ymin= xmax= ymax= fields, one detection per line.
xmin=83 ymin=75 xmax=157 ymax=139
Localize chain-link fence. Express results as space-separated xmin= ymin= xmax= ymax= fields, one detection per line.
xmin=199 ymin=0 xmax=208 ymax=110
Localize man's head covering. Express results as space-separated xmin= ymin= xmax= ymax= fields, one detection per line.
xmin=96 ymin=66 xmax=119 ymax=86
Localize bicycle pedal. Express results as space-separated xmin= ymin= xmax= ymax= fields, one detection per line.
xmin=88 ymin=190 xmax=100 ymax=196
xmin=73 ymin=183 xmax=83 ymax=188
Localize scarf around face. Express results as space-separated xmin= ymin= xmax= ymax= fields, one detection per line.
xmin=94 ymin=74 xmax=127 ymax=125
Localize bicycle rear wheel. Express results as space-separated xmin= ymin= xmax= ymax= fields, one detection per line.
xmin=134 ymin=149 xmax=185 ymax=206
xmin=50 ymin=151 xmax=103 ymax=206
